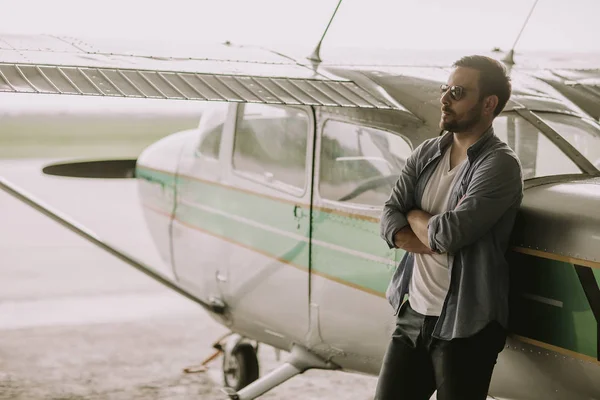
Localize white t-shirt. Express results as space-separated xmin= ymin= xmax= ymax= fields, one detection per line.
xmin=408 ymin=145 xmax=466 ymax=316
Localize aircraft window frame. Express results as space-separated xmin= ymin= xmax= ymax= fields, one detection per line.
xmin=536 ymin=112 xmax=600 ymax=174
xmin=317 ymin=118 xmax=413 ymax=210
xmin=194 ymin=102 xmax=229 ymax=161
xmin=493 ymin=111 xmax=584 ymax=180
xmin=231 ymin=103 xmax=312 ymax=197
xmin=195 ymin=125 xmax=223 ymax=161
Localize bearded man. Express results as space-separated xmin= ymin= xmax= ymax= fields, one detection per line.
xmin=376 ymin=55 xmax=524 ymax=400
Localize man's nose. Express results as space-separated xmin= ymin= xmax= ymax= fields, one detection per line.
xmin=440 ymin=89 xmax=451 ymax=105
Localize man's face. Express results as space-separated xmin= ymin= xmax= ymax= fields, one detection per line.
xmin=439 ymin=67 xmax=485 ymax=132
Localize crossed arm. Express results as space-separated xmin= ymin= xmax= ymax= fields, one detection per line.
xmin=393 ymin=211 xmax=434 ymax=254
xmin=382 ymin=150 xmax=523 ymax=256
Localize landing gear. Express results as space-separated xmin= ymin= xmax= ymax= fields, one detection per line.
xmin=221 ymin=344 xmax=339 ymax=400
xmin=182 ymin=332 xmax=259 ymax=391
xmin=185 ymin=332 xmax=338 ymax=400
xmin=223 ymin=342 xmax=259 ymax=391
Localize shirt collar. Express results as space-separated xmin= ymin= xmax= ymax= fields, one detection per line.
xmin=437 ymin=125 xmax=495 ymax=162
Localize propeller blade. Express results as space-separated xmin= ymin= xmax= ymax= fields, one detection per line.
xmin=42 ymin=159 xmax=137 ymax=179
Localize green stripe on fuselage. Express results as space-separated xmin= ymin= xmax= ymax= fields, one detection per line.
xmin=137 ymin=166 xmax=396 ymax=293
xmin=311 ymin=207 xmax=397 ymax=262
xmin=136 ymin=167 xmax=177 ymax=188
xmin=176 ymin=201 xmax=311 ymax=268
xmin=177 ymin=174 xmax=308 ymax=243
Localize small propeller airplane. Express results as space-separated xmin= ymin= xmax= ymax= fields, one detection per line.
xmin=2 ymin=2 xmax=600 ymax=399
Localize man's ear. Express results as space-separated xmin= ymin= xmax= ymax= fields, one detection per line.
xmin=484 ymin=95 xmax=499 ymax=116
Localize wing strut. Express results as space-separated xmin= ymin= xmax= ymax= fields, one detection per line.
xmin=0 ymin=175 xmax=223 ymax=315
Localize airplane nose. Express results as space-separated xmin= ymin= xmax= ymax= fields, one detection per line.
xmin=136 ymin=129 xmax=198 ymax=270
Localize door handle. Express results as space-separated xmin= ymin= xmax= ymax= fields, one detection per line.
xmin=293 ymin=205 xmax=304 ymax=219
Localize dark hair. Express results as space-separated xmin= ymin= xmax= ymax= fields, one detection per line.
xmin=453 ymin=55 xmax=512 ymax=116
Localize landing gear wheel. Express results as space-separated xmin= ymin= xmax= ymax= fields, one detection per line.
xmin=222 ymin=343 xmax=259 ymax=391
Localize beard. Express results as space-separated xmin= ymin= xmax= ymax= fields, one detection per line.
xmin=440 ymin=100 xmax=483 ymax=132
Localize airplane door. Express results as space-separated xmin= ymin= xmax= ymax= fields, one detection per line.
xmin=172 ymin=102 xmax=315 ymax=351
xmin=171 ymin=102 xmax=234 ymax=309
xmin=309 ymin=115 xmax=414 ymax=373
xmin=212 ymin=103 xmax=314 ymax=350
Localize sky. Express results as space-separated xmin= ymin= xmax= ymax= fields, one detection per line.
xmin=2 ymin=0 xmax=600 ymax=53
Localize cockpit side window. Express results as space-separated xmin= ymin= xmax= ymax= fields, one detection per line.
xmin=319 ymin=120 xmax=412 ymax=207
xmin=232 ymin=103 xmax=309 ymax=192
xmin=493 ymin=113 xmax=581 ymax=179
xmin=196 ymin=103 xmax=228 ymax=159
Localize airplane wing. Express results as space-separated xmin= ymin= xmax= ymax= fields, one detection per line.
xmin=0 ymin=34 xmax=396 ymax=109
xmin=534 ymin=69 xmax=600 ymax=121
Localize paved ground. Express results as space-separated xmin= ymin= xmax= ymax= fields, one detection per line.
xmin=0 ymin=160 xmax=377 ymax=400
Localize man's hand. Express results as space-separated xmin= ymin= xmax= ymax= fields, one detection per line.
xmin=393 ymin=226 xmax=434 ymax=254
xmin=407 ymin=209 xmax=435 ymax=251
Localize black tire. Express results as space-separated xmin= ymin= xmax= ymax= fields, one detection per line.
xmin=222 ymin=343 xmax=260 ymax=391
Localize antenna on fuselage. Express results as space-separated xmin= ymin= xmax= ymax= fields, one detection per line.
xmin=503 ymin=0 xmax=540 ymax=65
xmin=307 ymin=0 xmax=343 ymax=64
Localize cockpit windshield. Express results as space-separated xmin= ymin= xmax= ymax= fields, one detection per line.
xmin=538 ymin=112 xmax=600 ymax=171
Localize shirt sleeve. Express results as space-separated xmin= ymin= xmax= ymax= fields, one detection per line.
xmin=380 ymin=144 xmax=422 ymax=249
xmin=427 ymin=152 xmax=523 ymax=254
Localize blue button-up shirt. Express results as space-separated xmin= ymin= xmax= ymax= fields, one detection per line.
xmin=380 ymin=126 xmax=523 ymax=340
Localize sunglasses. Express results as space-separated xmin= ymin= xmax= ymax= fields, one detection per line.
xmin=440 ymin=84 xmax=465 ymax=101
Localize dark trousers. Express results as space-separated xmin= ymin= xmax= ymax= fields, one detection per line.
xmin=374 ymin=301 xmax=507 ymax=400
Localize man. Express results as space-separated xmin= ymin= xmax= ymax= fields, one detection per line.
xmin=376 ymin=55 xmax=523 ymax=400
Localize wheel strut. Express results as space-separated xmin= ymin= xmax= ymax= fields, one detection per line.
xmin=220 ymin=344 xmax=338 ymax=400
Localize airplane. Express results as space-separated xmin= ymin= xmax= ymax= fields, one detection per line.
xmin=1 ymin=12 xmax=600 ymax=400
